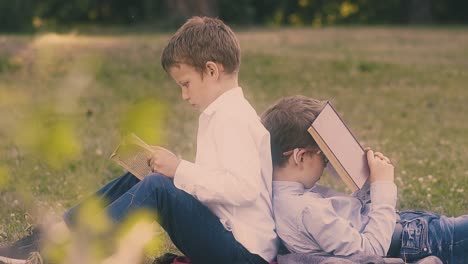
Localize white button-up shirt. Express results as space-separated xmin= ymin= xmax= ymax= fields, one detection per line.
xmin=273 ymin=181 xmax=397 ymax=256
xmin=174 ymin=87 xmax=278 ymax=261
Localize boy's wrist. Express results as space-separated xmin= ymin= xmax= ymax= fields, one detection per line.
xmin=370 ymin=181 xmax=397 ymax=207
xmin=371 ymin=179 xmax=394 ymax=183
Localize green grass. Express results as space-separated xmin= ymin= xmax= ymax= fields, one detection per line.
xmin=0 ymin=27 xmax=467 ymax=260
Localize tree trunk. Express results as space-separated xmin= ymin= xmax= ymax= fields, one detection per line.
xmin=409 ymin=0 xmax=433 ymax=24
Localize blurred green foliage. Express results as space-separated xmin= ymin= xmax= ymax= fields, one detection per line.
xmin=1 ymin=0 xmax=468 ymax=32
xmin=38 ymin=197 xmax=163 ymax=263
xmin=15 ymin=108 xmax=82 ymax=169
xmin=0 ymin=0 xmax=35 ymax=31
xmin=0 ymin=166 xmax=9 ymax=190
xmin=120 ymin=100 xmax=167 ymax=146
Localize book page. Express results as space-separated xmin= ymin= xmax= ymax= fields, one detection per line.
xmin=311 ymin=103 xmax=369 ymax=189
xmin=110 ymin=133 xmax=154 ymax=180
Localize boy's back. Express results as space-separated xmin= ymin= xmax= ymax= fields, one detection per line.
xmin=174 ymin=87 xmax=278 ymax=260
xmin=273 ymin=181 xmax=394 ymax=256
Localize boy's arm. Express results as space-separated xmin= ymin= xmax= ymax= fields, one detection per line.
xmin=301 ymin=181 xmax=397 ymax=256
xmin=173 ymin=116 xmax=265 ymax=206
xmin=311 ymin=184 xmax=347 ymax=198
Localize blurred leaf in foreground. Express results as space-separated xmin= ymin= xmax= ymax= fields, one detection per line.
xmin=0 ymin=165 xmax=10 ymax=190
xmin=14 ymin=108 xmax=82 ymax=169
xmin=120 ymin=100 xmax=167 ymax=146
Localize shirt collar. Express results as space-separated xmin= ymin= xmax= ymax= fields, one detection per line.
xmin=272 ymin=181 xmax=306 ymax=196
xmin=202 ymin=86 xmax=243 ymax=116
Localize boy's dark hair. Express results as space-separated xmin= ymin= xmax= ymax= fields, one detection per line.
xmin=161 ymin=16 xmax=241 ymax=74
xmin=261 ymin=96 xmax=327 ymax=168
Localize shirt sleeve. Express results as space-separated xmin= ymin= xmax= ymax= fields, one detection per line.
xmin=312 ymin=184 xmax=347 ymax=198
xmin=173 ymin=115 xmax=263 ymax=207
xmin=351 ymin=181 xmax=372 ymax=202
xmin=300 ymin=181 xmax=397 ymax=256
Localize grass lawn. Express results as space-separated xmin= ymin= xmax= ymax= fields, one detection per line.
xmin=0 ymin=27 xmax=467 ymax=261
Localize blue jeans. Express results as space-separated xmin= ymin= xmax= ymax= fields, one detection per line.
xmin=63 ymin=172 xmax=268 ymax=264
xmin=398 ymin=210 xmax=468 ymax=264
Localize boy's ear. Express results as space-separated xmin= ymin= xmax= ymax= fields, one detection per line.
xmin=296 ymin=150 xmax=307 ymax=170
xmin=286 ymin=154 xmax=304 ymax=169
xmin=205 ymin=61 xmax=219 ymax=78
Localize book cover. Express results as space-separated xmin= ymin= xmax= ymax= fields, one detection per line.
xmin=110 ymin=133 xmax=154 ymax=180
xmin=307 ymin=102 xmax=369 ymax=191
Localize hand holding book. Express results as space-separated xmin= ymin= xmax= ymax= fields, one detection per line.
xmin=307 ymin=102 xmax=394 ymax=191
xmin=147 ymin=146 xmax=181 ymax=178
xmin=366 ymin=149 xmax=394 ymax=183
xmin=110 ymin=133 xmax=180 ymax=180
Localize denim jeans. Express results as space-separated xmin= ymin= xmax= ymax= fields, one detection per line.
xmin=63 ymin=172 xmax=268 ymax=264
xmin=398 ymin=210 xmax=468 ymax=264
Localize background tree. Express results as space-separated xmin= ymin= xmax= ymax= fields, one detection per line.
xmin=0 ymin=0 xmax=467 ymax=32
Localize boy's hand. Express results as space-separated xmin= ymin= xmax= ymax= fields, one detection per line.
xmin=147 ymin=146 xmax=181 ymax=178
xmin=366 ymin=149 xmax=394 ymax=183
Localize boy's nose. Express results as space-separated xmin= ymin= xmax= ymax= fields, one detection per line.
xmin=181 ymin=91 xmax=190 ymax=101
xmin=182 ymin=88 xmax=190 ymax=101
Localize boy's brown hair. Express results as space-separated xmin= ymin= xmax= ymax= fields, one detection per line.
xmin=261 ymin=96 xmax=327 ymax=168
xmin=161 ymin=16 xmax=241 ymax=74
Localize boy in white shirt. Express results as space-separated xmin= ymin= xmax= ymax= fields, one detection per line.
xmin=0 ymin=17 xmax=278 ymax=264
xmin=260 ymin=95 xmax=467 ymax=264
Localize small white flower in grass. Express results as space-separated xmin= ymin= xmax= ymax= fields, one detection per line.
xmin=427 ymin=194 xmax=432 ymax=199
xmin=426 ymin=187 xmax=431 ymax=192
xmin=95 ymin=148 xmax=103 ymax=156
xmin=456 ymin=189 xmax=464 ymax=193
xmin=427 ymin=175 xmax=433 ymax=180
xmin=10 ymin=213 xmax=15 ymax=217
xmin=439 ymin=139 xmax=449 ymax=145
xmin=418 ymin=177 xmax=424 ymax=183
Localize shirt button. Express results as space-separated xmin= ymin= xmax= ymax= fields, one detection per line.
xmin=423 ymin=247 xmax=427 ymax=251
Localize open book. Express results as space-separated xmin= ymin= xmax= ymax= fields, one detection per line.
xmin=307 ymin=102 xmax=369 ymax=192
xmin=110 ymin=133 xmax=154 ymax=180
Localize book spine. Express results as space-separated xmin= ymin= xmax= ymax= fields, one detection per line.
xmin=307 ymin=126 xmax=359 ymax=192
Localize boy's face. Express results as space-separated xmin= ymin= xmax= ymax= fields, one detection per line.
xmin=168 ymin=63 xmax=220 ymax=112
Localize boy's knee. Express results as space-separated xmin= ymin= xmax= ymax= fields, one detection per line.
xmin=142 ymin=173 xmax=174 ymax=191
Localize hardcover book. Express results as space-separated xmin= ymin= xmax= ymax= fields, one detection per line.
xmin=110 ymin=133 xmax=154 ymax=180
xmin=307 ymin=102 xmax=369 ymax=192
